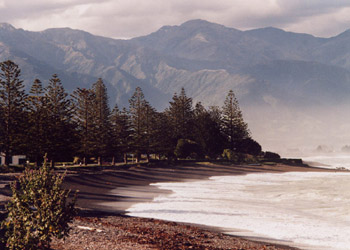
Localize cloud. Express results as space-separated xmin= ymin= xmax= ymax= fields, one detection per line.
xmin=284 ymin=7 xmax=350 ymax=37
xmin=1 ymin=0 xmax=350 ymax=38
xmin=220 ymin=0 xmax=350 ymax=36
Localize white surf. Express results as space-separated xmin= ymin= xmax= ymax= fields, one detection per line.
xmin=127 ymin=172 xmax=350 ymax=250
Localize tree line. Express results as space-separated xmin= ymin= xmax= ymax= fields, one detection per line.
xmin=0 ymin=60 xmax=262 ymax=166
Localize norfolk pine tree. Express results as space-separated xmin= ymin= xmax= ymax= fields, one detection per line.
xmin=142 ymin=101 xmax=157 ymax=161
xmin=193 ymin=102 xmax=225 ymax=158
xmin=26 ymin=79 xmax=49 ymax=166
xmin=110 ymin=105 xmax=131 ymax=164
xmin=91 ymin=78 xmax=111 ymax=165
xmin=71 ymin=88 xmax=96 ymax=165
xmin=151 ymin=111 xmax=174 ymax=159
xmin=167 ymin=88 xmax=194 ymax=149
xmin=0 ymin=60 xmax=27 ymax=166
xmin=129 ymin=87 xmax=148 ymax=163
xmin=221 ymin=90 xmax=250 ymax=151
xmin=45 ymin=74 xmax=75 ymax=165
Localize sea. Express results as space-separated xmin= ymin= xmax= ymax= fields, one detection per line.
xmin=127 ymin=155 xmax=350 ymax=250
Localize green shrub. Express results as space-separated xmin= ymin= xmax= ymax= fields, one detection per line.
xmin=2 ymin=157 xmax=77 ymax=250
xmin=264 ymin=151 xmax=281 ymax=159
xmin=174 ymin=139 xmax=202 ymax=159
xmin=222 ymin=149 xmax=259 ymax=164
xmin=222 ymin=149 xmax=237 ymax=162
xmin=237 ymin=138 xmax=262 ymax=155
xmin=243 ymin=154 xmax=259 ymax=164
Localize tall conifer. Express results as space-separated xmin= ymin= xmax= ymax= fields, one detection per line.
xmin=72 ymin=88 xmax=96 ymax=165
xmin=91 ymin=78 xmax=110 ymax=165
xmin=0 ymin=60 xmax=27 ymax=166
xmin=26 ymin=79 xmax=49 ymax=165
xmin=193 ymin=102 xmax=225 ymax=157
xmin=129 ymin=87 xmax=148 ymax=162
xmin=167 ymin=87 xmax=194 ymax=150
xmin=150 ymin=111 xmax=173 ymax=158
xmin=110 ymin=105 xmax=131 ymax=164
xmin=143 ymin=102 xmax=157 ymax=161
xmin=221 ymin=90 xmax=250 ymax=151
xmin=45 ymin=74 xmax=75 ymax=164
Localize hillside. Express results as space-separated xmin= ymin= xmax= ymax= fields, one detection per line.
xmin=1 ymin=20 xmax=350 ymax=152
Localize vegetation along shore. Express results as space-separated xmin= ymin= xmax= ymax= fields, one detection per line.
xmin=0 ymin=59 xmax=332 ymax=249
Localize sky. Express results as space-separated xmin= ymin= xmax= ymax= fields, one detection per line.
xmin=1 ymin=0 xmax=350 ymax=39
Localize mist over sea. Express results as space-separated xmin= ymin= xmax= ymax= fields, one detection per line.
xmin=302 ymin=154 xmax=350 ymax=170
xmin=127 ymin=157 xmax=350 ymax=250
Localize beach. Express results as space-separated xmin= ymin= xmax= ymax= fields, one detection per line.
xmin=0 ymin=162 xmax=336 ymax=249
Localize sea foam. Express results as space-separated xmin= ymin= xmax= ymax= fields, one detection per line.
xmin=127 ymin=172 xmax=350 ymax=250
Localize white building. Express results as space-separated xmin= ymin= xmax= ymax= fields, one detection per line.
xmin=0 ymin=153 xmax=26 ymax=165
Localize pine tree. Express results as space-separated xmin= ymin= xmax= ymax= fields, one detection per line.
xmin=26 ymin=79 xmax=49 ymax=166
xmin=91 ymin=78 xmax=111 ymax=165
xmin=71 ymin=87 xmax=96 ymax=165
xmin=221 ymin=90 xmax=250 ymax=151
xmin=193 ymin=103 xmax=225 ymax=158
xmin=143 ymin=102 xmax=157 ymax=161
xmin=151 ymin=111 xmax=173 ymax=159
xmin=45 ymin=74 xmax=75 ymax=165
xmin=0 ymin=60 xmax=27 ymax=166
xmin=110 ymin=105 xmax=131 ymax=164
xmin=167 ymin=87 xmax=194 ymax=142
xmin=128 ymin=87 xmax=148 ymax=163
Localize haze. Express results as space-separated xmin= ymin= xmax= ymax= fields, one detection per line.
xmin=1 ymin=1 xmax=350 ymax=155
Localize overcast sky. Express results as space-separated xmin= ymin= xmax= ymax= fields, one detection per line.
xmin=1 ymin=0 xmax=350 ymax=39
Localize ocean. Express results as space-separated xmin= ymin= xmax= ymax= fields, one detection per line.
xmin=127 ymin=156 xmax=350 ymax=250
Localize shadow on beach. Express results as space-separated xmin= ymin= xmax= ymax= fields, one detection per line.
xmin=61 ymin=161 xmax=330 ymax=215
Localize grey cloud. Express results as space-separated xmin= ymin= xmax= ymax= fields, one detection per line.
xmin=1 ymin=0 xmax=350 ymax=38
xmin=0 ymin=0 xmax=108 ymax=25
xmin=222 ymin=1 xmax=350 ymax=36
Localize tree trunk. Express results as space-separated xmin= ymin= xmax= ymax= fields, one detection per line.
xmin=112 ymin=156 xmax=115 ymax=166
xmin=124 ymin=153 xmax=127 ymax=164
xmin=136 ymin=152 xmax=141 ymax=163
xmin=4 ymin=153 xmax=11 ymax=167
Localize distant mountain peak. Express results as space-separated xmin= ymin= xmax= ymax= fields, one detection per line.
xmin=0 ymin=23 xmax=15 ymax=31
xmin=158 ymin=25 xmax=173 ymax=32
xmin=255 ymin=26 xmax=285 ymax=32
xmin=181 ymin=19 xmax=214 ymax=26
xmin=180 ymin=19 xmax=234 ymax=31
xmin=332 ymin=28 xmax=350 ymax=39
xmin=42 ymin=26 xmax=87 ymax=35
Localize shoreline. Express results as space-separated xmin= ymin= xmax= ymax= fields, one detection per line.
xmin=59 ymin=162 xmax=333 ymax=249
xmin=0 ymin=161 xmax=337 ymax=249
xmin=62 ymin=161 xmax=334 ymax=213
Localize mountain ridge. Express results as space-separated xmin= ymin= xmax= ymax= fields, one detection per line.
xmin=2 ymin=19 xmax=350 ymax=109
xmin=2 ymin=20 xmax=350 ymax=151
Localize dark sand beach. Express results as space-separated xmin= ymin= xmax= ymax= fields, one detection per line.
xmin=1 ymin=162 xmax=336 ymax=249
xmin=60 ymin=162 xmax=331 ymax=214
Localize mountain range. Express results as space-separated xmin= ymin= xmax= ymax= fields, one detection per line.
xmin=1 ymin=19 xmax=350 ymax=153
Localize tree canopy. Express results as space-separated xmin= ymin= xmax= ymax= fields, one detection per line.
xmin=0 ymin=60 xmax=261 ymax=166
